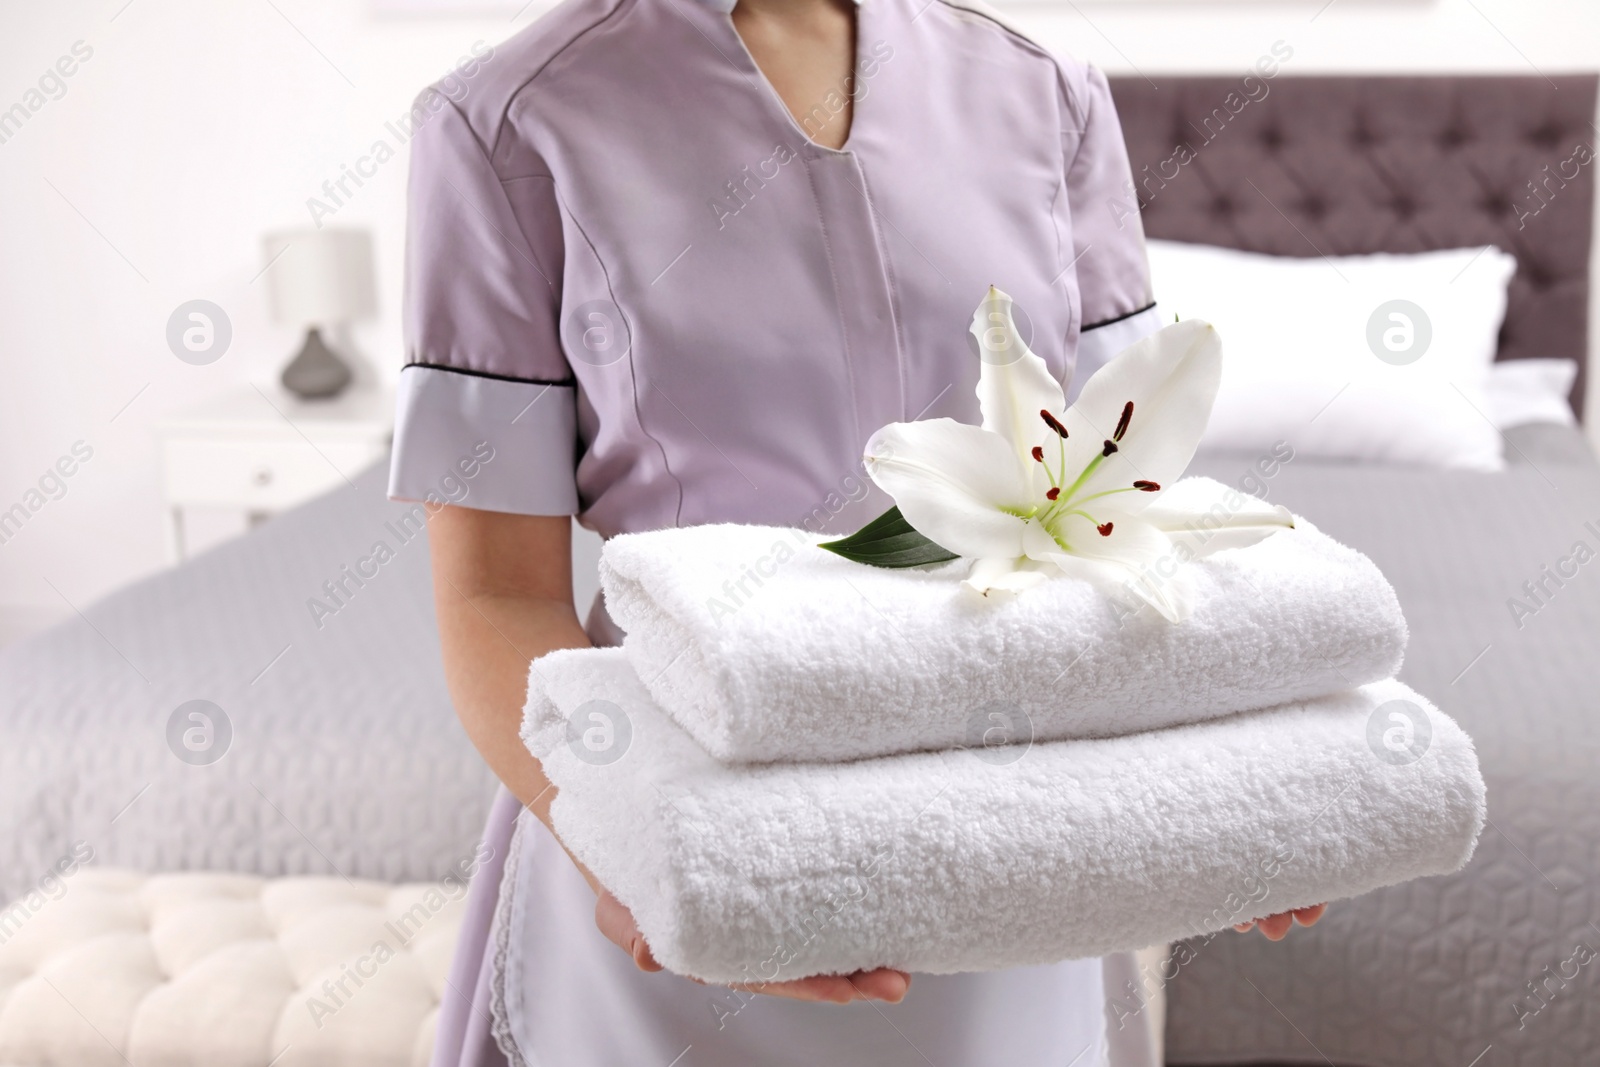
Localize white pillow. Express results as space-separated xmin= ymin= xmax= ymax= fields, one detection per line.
xmin=1147 ymin=240 xmax=1518 ymax=470
xmin=1487 ymin=358 xmax=1578 ymax=428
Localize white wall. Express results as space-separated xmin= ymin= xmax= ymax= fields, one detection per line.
xmin=1 ymin=0 xmax=1596 ymax=636
xmin=0 ymin=0 xmax=518 ymax=637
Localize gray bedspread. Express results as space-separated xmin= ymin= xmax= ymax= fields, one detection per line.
xmin=0 ymin=461 xmax=497 ymax=902
xmin=1170 ymin=424 xmax=1600 ymax=1067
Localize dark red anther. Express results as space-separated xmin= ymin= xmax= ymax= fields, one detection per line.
xmin=1097 ymin=522 xmax=1114 ymax=537
xmin=1114 ymin=401 xmax=1133 ymax=442
xmin=1102 ymin=440 xmax=1119 ymax=457
xmin=1133 ymin=480 xmax=1160 ymax=492
xmin=1032 ymin=446 xmax=1044 ymax=462
xmin=1040 ymin=410 xmax=1068 ymax=438
xmin=1046 ymin=487 xmax=1061 ymax=500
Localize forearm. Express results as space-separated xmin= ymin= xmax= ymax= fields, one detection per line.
xmin=425 ymin=506 xmax=597 ymax=885
xmin=433 ymin=586 xmax=590 ymax=816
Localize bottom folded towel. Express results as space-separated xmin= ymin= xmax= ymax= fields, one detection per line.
xmin=523 ymin=648 xmax=1485 ymax=984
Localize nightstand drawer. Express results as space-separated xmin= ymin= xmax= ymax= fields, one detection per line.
xmin=162 ymin=439 xmax=387 ymax=510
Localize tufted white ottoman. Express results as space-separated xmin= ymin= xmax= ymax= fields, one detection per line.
xmin=0 ymin=869 xmax=465 ymax=1067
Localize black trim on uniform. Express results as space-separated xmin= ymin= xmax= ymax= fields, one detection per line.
xmin=1081 ymin=301 xmax=1158 ymax=333
xmin=403 ymin=361 xmax=575 ymax=387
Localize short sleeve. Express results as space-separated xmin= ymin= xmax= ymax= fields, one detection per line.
xmin=388 ymin=93 xmax=579 ymax=516
xmin=1061 ymin=65 xmax=1163 ymax=397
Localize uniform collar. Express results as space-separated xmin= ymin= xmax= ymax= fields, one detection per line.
xmin=692 ymin=0 xmax=864 ymax=13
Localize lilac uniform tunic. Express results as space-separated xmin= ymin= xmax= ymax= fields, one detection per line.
xmin=388 ymin=0 xmax=1163 ymax=1061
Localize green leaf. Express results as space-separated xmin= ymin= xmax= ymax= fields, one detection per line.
xmin=818 ymin=506 xmax=961 ymax=569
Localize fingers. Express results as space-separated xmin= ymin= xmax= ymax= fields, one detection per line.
xmin=594 ymin=890 xmax=663 ymax=972
xmin=848 ymin=968 xmax=912 ymax=1004
xmin=734 ymin=975 xmax=859 ymax=1004
xmin=594 ymin=892 xmax=912 ymax=1003
xmin=730 ymin=968 xmax=913 ymax=1005
xmin=1236 ymin=903 xmax=1329 ymax=940
xmin=1255 ymin=912 xmax=1295 ymax=940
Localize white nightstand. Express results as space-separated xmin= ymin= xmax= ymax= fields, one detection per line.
xmin=156 ymin=385 xmax=394 ymax=561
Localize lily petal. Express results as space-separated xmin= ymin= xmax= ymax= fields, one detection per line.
xmin=972 ymin=286 xmax=1068 ymax=467
xmin=864 ymin=419 xmax=1034 ymax=560
xmin=1036 ymin=531 xmax=1196 ymax=623
xmin=1142 ymin=477 xmax=1297 ymax=557
xmin=1059 ymin=319 xmax=1222 ymax=507
xmin=1046 ymin=510 xmax=1174 ymax=567
xmin=1118 ymin=559 xmax=1196 ymax=623
xmin=963 ymin=556 xmax=1057 ymax=597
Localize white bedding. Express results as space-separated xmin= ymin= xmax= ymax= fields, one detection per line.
xmin=1486 ymin=357 xmax=1579 ymax=428
xmin=1149 ymin=240 xmax=1518 ymax=470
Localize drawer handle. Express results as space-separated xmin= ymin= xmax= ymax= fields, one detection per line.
xmin=253 ymin=468 xmax=274 ymax=487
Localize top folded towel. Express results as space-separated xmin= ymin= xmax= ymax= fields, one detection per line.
xmin=600 ymin=493 xmax=1409 ymax=764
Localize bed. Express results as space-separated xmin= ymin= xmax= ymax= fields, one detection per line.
xmin=0 ymin=461 xmax=502 ymax=1065
xmin=0 ymin=460 xmax=496 ymax=901
xmin=1109 ymin=74 xmax=1600 ymax=1067
xmin=0 ymin=446 xmax=618 ymax=1065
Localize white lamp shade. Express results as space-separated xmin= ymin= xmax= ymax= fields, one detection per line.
xmin=262 ymin=228 xmax=377 ymax=327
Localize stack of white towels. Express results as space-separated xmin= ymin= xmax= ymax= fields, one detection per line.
xmin=522 ymin=483 xmax=1486 ymax=985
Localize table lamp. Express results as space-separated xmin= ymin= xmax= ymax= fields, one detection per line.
xmin=262 ymin=228 xmax=377 ymax=400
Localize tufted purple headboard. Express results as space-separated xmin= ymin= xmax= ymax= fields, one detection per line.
xmin=1108 ymin=74 xmax=1599 ymax=415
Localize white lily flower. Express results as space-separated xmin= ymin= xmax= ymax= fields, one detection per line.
xmin=862 ymin=287 xmax=1294 ymax=621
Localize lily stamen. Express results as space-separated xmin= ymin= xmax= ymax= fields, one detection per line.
xmin=1097 ymin=522 xmax=1114 ymax=537
xmin=1053 ymin=452 xmax=1109 ymax=518
xmin=1057 ymin=430 xmax=1067 ymax=493
xmin=1040 ymin=410 xmax=1068 ymax=438
xmin=1114 ymin=402 xmax=1134 ymax=442
xmin=1072 ymin=484 xmax=1158 ymax=507
xmin=1032 ymin=443 xmax=1064 ymax=490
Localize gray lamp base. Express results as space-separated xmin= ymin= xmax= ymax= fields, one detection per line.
xmin=281 ymin=327 xmax=353 ymax=400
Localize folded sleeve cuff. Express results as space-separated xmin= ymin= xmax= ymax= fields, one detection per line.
xmin=388 ymin=364 xmax=580 ymax=516
xmin=1069 ymin=304 xmax=1164 ymax=403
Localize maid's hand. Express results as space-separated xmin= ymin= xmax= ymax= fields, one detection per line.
xmin=595 ymin=888 xmax=912 ymax=1004
xmin=1234 ymin=904 xmax=1327 ymax=940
